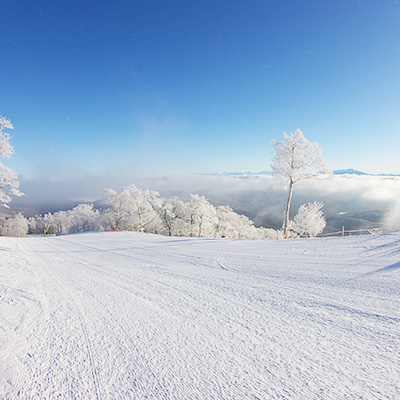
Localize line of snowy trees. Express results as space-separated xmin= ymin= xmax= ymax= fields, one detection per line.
xmin=24 ymin=185 xmax=281 ymax=239
xmin=0 ymin=185 xmax=327 ymax=239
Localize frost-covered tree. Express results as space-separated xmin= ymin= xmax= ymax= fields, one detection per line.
xmin=129 ymin=186 xmax=163 ymax=233
xmin=102 ymin=185 xmax=163 ymax=233
xmin=53 ymin=210 xmax=71 ymax=235
xmin=215 ymin=205 xmax=242 ymax=238
xmin=33 ymin=212 xmax=55 ymax=235
xmin=27 ymin=216 xmax=37 ymax=234
xmin=68 ymin=204 xmax=99 ymax=233
xmin=0 ymin=213 xmax=28 ymax=237
xmin=215 ymin=205 xmax=261 ymax=239
xmin=160 ymin=196 xmax=188 ymax=236
xmin=185 ymin=194 xmax=218 ymax=237
xmin=99 ymin=208 xmax=118 ymax=231
xmin=271 ymin=129 xmax=331 ymax=238
xmin=0 ymin=116 xmax=23 ymax=207
xmin=288 ymin=201 xmax=326 ymax=238
xmin=102 ymin=187 xmax=131 ymax=230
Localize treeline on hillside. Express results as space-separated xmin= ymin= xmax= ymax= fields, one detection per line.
xmin=1 ymin=185 xmax=282 ymax=239
xmin=1 ymin=185 xmax=327 ymax=239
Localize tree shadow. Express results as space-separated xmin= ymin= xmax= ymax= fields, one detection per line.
xmin=364 ymin=261 xmax=400 ymax=276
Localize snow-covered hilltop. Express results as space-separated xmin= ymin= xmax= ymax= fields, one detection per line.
xmin=1 ymin=232 xmax=399 ymax=399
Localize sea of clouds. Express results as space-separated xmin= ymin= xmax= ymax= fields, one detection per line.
xmin=12 ymin=173 xmax=400 ymax=231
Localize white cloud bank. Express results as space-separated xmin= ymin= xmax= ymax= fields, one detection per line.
xmin=384 ymin=201 xmax=400 ymax=231
xmin=11 ymin=173 xmax=400 ymax=230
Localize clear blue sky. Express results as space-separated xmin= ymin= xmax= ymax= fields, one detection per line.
xmin=2 ymin=0 xmax=400 ymax=183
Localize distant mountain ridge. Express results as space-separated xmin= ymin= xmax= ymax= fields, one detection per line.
xmin=203 ymin=169 xmax=399 ymax=177
xmin=333 ymin=169 xmax=368 ymax=175
xmin=332 ymin=168 xmax=400 ymax=176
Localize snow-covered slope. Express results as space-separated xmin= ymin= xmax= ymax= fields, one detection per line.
xmin=1 ymin=232 xmax=399 ymax=399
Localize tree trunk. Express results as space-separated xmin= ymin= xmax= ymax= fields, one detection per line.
xmin=283 ymin=179 xmax=294 ymax=238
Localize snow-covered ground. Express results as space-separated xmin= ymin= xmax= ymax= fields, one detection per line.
xmin=1 ymin=232 xmax=399 ymax=399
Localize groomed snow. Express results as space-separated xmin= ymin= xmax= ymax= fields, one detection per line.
xmin=1 ymin=232 xmax=399 ymax=399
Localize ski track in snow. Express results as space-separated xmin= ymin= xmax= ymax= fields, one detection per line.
xmin=0 ymin=232 xmax=399 ymax=399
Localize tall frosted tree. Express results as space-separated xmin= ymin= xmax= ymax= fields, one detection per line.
xmin=271 ymin=129 xmax=331 ymax=238
xmin=0 ymin=116 xmax=23 ymax=207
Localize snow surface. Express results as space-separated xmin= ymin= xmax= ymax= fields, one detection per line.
xmin=1 ymin=232 xmax=399 ymax=399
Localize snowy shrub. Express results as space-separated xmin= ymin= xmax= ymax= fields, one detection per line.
xmin=289 ymin=201 xmax=326 ymax=238
xmin=257 ymin=227 xmax=284 ymax=240
xmin=0 ymin=213 xmax=28 ymax=237
xmin=368 ymin=228 xmax=383 ymax=235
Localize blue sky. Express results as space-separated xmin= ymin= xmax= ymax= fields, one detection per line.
xmin=2 ymin=0 xmax=400 ymax=185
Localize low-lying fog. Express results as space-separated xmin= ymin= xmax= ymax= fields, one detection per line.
xmin=11 ymin=173 xmax=400 ymax=232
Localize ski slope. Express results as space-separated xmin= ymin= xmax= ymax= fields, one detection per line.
xmin=1 ymin=232 xmax=399 ymax=399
